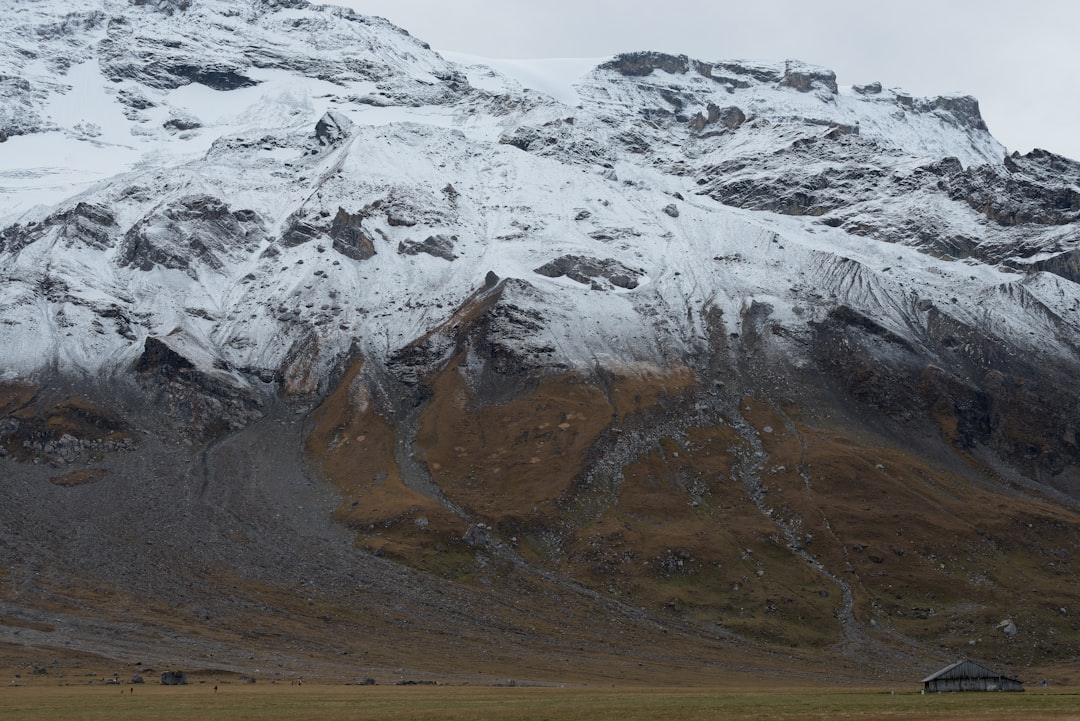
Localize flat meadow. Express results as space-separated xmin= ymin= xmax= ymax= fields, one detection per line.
xmin=2 ymin=682 xmax=1080 ymax=721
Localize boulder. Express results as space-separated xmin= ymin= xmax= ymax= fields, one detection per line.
xmin=160 ymin=671 xmax=188 ymax=685
xmin=329 ymin=208 xmax=376 ymax=260
xmin=398 ymin=234 xmax=457 ymax=261
xmin=315 ymin=111 xmax=353 ymax=146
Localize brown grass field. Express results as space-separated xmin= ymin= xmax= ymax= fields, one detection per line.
xmin=2 ymin=682 xmax=1080 ymax=721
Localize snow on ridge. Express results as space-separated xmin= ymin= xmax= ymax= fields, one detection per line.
xmin=441 ymin=51 xmax=602 ymax=107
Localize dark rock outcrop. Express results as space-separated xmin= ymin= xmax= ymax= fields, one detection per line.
xmin=534 ymin=254 xmax=643 ymax=290
xmin=600 ymin=52 xmax=690 ymax=77
xmin=315 ymin=111 xmax=353 ymax=147
xmin=133 ymin=336 xmax=263 ymax=439
xmin=160 ymin=671 xmax=188 ymax=685
xmin=690 ymin=104 xmax=746 ymax=132
xmin=329 ymin=208 xmax=376 ymax=260
xmin=945 ymin=149 xmax=1080 ymax=227
xmin=779 ymin=61 xmax=838 ymax=94
xmin=281 ymin=207 xmax=376 ymax=260
xmin=119 ymin=195 xmax=263 ymax=273
xmin=398 ymin=234 xmax=457 ymax=261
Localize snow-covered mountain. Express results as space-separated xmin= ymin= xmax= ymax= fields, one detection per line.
xmin=3 ymin=0 xmax=1080 ymax=681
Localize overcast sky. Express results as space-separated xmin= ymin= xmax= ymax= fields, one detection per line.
xmin=324 ymin=0 xmax=1079 ymax=162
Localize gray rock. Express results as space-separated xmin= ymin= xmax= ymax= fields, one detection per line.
xmin=160 ymin=670 xmax=188 ymax=685
xmin=398 ymin=234 xmax=457 ymax=261
xmin=534 ymin=254 xmax=643 ymax=290
xmin=779 ymin=61 xmax=838 ymax=94
xmin=600 ymin=51 xmax=690 ymax=77
xmin=315 ymin=111 xmax=353 ymax=147
xmin=329 ymin=208 xmax=376 ymax=261
xmin=119 ymin=195 xmax=262 ymax=273
xmin=163 ymin=113 xmax=201 ymax=131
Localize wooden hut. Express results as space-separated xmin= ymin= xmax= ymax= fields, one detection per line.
xmin=920 ymin=659 xmax=1023 ymax=692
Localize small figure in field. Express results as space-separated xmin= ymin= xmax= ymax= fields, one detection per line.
xmin=214 ymin=685 xmax=218 ymax=693
xmin=130 ymin=687 xmax=134 ymax=695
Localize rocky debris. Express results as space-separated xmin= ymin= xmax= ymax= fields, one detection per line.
xmin=398 ymin=234 xmax=457 ymax=261
xmin=160 ymin=670 xmax=188 ymax=685
xmin=534 ymin=255 xmax=643 ymax=290
xmin=997 ymin=619 xmax=1018 ymax=637
xmin=0 ymin=389 xmax=135 ymax=465
xmin=663 ymin=203 xmax=680 ymax=218
xmin=280 ymin=218 xmax=321 ymax=248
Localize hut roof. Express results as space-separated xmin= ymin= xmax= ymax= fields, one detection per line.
xmin=920 ymin=659 xmax=1021 ymax=684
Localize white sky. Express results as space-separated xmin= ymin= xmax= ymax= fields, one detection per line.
xmin=324 ymin=0 xmax=1080 ymax=162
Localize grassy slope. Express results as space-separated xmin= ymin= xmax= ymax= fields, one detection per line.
xmin=306 ymin=358 xmax=1080 ymax=675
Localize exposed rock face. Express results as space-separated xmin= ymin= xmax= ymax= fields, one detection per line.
xmin=398 ymin=234 xmax=457 ymax=261
xmin=946 ymin=149 xmax=1080 ymax=227
xmin=119 ymin=195 xmax=264 ymax=273
xmin=779 ymin=60 xmax=838 ymax=94
xmin=600 ymin=51 xmax=691 ymax=77
xmin=689 ymin=104 xmax=746 ymax=133
xmin=534 ymin=255 xmax=643 ymax=290
xmin=160 ymin=671 xmax=188 ymax=685
xmin=131 ymin=0 xmax=193 ymax=14
xmin=328 ymin=208 xmax=376 ymax=260
xmin=281 ymin=207 xmax=376 ymax=260
xmin=315 ymin=111 xmax=353 ymax=147
xmin=133 ymin=335 xmax=263 ymax=438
